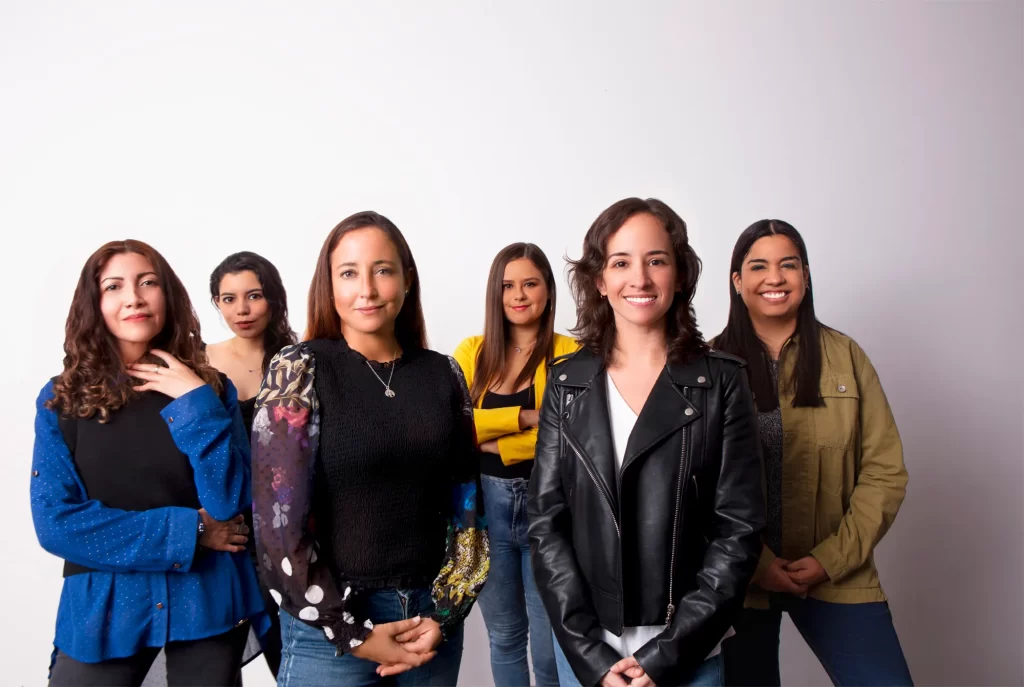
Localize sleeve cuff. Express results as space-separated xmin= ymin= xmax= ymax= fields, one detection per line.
xmin=495 ymin=430 xmax=537 ymax=466
xmin=810 ymin=539 xmax=850 ymax=583
xmin=161 ymin=384 xmax=222 ymax=430
xmin=168 ymin=507 xmax=201 ymax=572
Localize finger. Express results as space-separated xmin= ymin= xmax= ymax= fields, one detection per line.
xmin=133 ymin=383 xmax=159 ymax=393
xmin=378 ymin=663 xmax=413 ymax=677
xmin=602 ymin=671 xmax=629 ymax=687
xmin=129 ymin=368 xmax=161 ymax=382
xmin=609 ymin=656 xmax=639 ymax=673
xmin=230 ymin=535 xmax=248 ymax=545
xmin=625 ymin=666 xmax=646 ymax=678
xmin=399 ymin=634 xmax=438 ymax=654
xmin=395 ymin=626 xmax=428 ymax=643
xmin=631 ymin=675 xmax=654 ymax=687
xmin=384 ymin=616 xmax=423 ymax=636
xmin=148 ymin=350 xmax=181 ymax=368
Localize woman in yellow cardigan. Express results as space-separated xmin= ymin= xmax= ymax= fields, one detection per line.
xmin=454 ymin=243 xmax=577 ymax=687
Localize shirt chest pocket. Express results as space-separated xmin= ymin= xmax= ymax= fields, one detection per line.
xmin=814 ymin=374 xmax=860 ymax=450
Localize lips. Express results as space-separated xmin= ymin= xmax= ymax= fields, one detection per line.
xmin=758 ymin=291 xmax=790 ymax=302
xmin=509 ymin=305 xmax=531 ymax=312
xmin=356 ymin=305 xmax=385 ymax=314
xmin=624 ymin=295 xmax=656 ymax=305
xmin=236 ymin=320 xmax=255 ymax=329
xmin=123 ymin=314 xmax=151 ymax=322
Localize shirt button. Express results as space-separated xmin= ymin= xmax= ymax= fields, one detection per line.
xmin=173 ymin=563 xmax=181 ymax=569
xmin=32 ymin=471 xmax=39 ymax=477
xmin=156 ymin=603 xmax=164 ymax=609
xmin=697 ymin=376 xmax=707 ymax=383
xmin=684 ymin=408 xmax=695 ymax=416
xmin=837 ymin=385 xmax=847 ymax=393
xmin=168 ymin=417 xmax=174 ymax=423
xmin=559 ymin=374 xmax=567 ymax=381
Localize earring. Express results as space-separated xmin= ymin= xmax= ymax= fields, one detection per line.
xmin=735 ymin=288 xmax=741 ymax=295
xmin=600 ymin=294 xmax=607 ymax=299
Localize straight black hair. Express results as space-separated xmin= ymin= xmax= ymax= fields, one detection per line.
xmin=714 ymin=220 xmax=826 ymax=412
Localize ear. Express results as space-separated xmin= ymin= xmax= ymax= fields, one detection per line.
xmin=594 ymin=275 xmax=607 ymax=297
xmin=731 ymin=271 xmax=742 ymax=295
xmin=404 ymin=267 xmax=416 ymax=295
xmin=803 ymin=264 xmax=810 ymax=286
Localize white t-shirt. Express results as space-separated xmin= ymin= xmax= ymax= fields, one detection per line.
xmin=602 ymin=374 xmax=731 ymax=659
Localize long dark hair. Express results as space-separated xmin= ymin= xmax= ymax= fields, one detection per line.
xmin=305 ymin=211 xmax=427 ymax=350
xmin=714 ymin=219 xmax=825 ymax=412
xmin=470 ymin=243 xmax=557 ymax=405
xmin=48 ymin=240 xmax=222 ymax=421
xmin=209 ymin=251 xmax=297 ymax=374
xmin=568 ymin=197 xmax=705 ymax=364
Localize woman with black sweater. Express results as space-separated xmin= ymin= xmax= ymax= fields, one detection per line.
xmin=252 ymin=211 xmax=488 ymax=685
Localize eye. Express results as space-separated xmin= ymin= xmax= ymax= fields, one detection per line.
xmin=249 ymin=293 xmax=264 ymax=300
xmin=749 ymin=264 xmax=765 ymax=271
xmin=104 ymin=283 xmax=120 ymax=292
xmin=221 ymin=295 xmax=234 ymax=304
xmin=502 ymin=283 xmax=512 ymax=290
xmin=524 ymin=281 xmax=539 ymax=288
xmin=376 ymin=267 xmax=394 ymax=276
xmin=611 ymin=260 xmax=627 ymax=269
xmin=340 ymin=270 xmax=356 ymax=279
xmin=782 ymin=262 xmax=799 ymax=270
xmin=649 ymin=258 xmax=666 ymax=266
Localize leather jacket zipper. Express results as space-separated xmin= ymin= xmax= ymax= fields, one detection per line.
xmin=665 ymin=388 xmax=691 ymax=625
xmin=565 ymin=432 xmax=621 ymax=539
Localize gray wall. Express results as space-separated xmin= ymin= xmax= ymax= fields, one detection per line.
xmin=2 ymin=2 xmax=1021 ymax=685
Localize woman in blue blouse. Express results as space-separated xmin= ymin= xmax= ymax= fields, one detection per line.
xmin=30 ymin=240 xmax=269 ymax=686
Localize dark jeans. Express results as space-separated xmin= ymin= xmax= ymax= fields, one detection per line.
xmin=722 ymin=596 xmax=913 ymax=687
xmin=49 ymin=624 xmax=250 ymax=687
xmin=477 ymin=475 xmax=559 ymax=687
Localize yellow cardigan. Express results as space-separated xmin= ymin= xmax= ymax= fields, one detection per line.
xmin=453 ymin=333 xmax=579 ymax=466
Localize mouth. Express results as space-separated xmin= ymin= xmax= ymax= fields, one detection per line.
xmin=235 ymin=320 xmax=256 ymax=329
xmin=123 ymin=314 xmax=151 ymax=322
xmin=509 ymin=304 xmax=531 ymax=312
xmin=758 ymin=291 xmax=790 ymax=302
xmin=623 ymin=295 xmax=657 ymax=306
xmin=355 ymin=305 xmax=385 ymax=314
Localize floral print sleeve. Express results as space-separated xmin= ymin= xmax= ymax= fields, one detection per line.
xmin=252 ymin=344 xmax=373 ymax=654
xmin=429 ymin=357 xmax=490 ymax=629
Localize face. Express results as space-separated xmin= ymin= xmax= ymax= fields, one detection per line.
xmin=501 ymin=258 xmax=549 ymax=327
xmin=595 ymin=212 xmax=680 ymax=332
xmin=215 ymin=270 xmax=270 ymax=340
xmin=732 ymin=234 xmax=809 ymax=321
xmin=98 ymin=252 xmax=167 ymax=356
xmin=330 ymin=227 xmax=409 ymax=340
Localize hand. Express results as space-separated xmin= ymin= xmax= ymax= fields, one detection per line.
xmin=519 ymin=409 xmax=540 ymax=429
xmin=378 ymin=618 xmax=443 ymax=677
xmin=350 ymin=617 xmax=436 ymax=672
xmin=198 ymin=509 xmax=248 ymax=553
xmin=128 ymin=350 xmax=206 ymax=399
xmin=754 ymin=557 xmax=809 ymax=596
xmin=608 ymin=656 xmax=654 ymax=686
xmin=480 ymin=439 xmax=501 ymax=454
xmin=785 ymin=556 xmax=829 ymax=587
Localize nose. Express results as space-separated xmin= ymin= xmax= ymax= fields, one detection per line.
xmin=514 ymin=284 xmax=527 ymax=301
xmin=235 ymin=299 xmax=250 ymax=316
xmin=630 ymin=262 xmax=653 ymax=288
xmin=123 ymin=283 xmax=145 ymax=309
xmin=359 ymin=270 xmax=378 ymax=299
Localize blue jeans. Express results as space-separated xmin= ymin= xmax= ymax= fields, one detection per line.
xmin=477 ymin=475 xmax=559 ymax=686
xmin=277 ymin=588 xmax=464 ymax=687
xmin=722 ymin=596 xmax=913 ymax=686
xmin=553 ymin=636 xmax=722 ymax=687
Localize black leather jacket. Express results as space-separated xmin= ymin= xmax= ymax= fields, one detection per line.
xmin=527 ymin=348 xmax=764 ymax=686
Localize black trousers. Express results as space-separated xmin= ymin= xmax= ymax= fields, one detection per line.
xmin=49 ymin=624 xmax=250 ymax=687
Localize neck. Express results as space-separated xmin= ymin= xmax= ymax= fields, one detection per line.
xmin=230 ymin=335 xmax=265 ymax=358
xmin=508 ymin=322 xmax=540 ymax=348
xmin=750 ymin=314 xmax=797 ymax=359
xmin=342 ymin=327 xmax=402 ymax=362
xmin=119 ymin=341 xmax=149 ymax=365
xmin=611 ymin=318 xmax=668 ymax=368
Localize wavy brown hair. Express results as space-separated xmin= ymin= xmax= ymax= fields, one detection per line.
xmin=47 ymin=240 xmax=222 ymax=421
xmin=568 ymin=197 xmax=706 ymax=364
xmin=305 ymin=211 xmax=427 ymax=349
xmin=470 ymin=243 xmax=557 ymax=405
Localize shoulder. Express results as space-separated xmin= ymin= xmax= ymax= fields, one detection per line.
xmin=268 ymin=342 xmax=314 ymax=370
xmin=454 ymin=335 xmax=484 ymax=355
xmin=37 ymin=378 xmax=58 ymax=409
xmin=705 ymin=347 xmax=747 ymax=368
xmin=552 ymin=333 xmax=581 ymax=357
xmin=259 ymin=343 xmax=316 ymax=406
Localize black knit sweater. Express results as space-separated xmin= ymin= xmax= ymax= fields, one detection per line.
xmin=304 ymin=338 xmax=476 ymax=589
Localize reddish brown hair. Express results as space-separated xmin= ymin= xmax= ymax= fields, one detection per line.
xmin=568 ymin=197 xmax=706 ymax=364
xmin=47 ymin=240 xmax=222 ymax=421
xmin=305 ymin=211 xmax=427 ymax=350
xmin=470 ymin=243 xmax=557 ymax=405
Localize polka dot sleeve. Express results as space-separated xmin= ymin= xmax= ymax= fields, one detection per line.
xmin=251 ymin=345 xmax=373 ymax=653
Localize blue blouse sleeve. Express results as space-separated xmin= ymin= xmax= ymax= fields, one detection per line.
xmin=30 ymin=381 xmax=200 ymax=573
xmin=162 ymin=379 xmax=251 ymax=521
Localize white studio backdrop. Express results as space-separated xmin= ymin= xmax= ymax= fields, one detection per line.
xmin=2 ymin=2 xmax=1021 ymax=685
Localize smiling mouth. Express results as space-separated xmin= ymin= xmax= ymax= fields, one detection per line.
xmin=759 ymin=291 xmax=790 ymax=301
xmin=123 ymin=314 xmax=151 ymax=322
xmin=356 ymin=305 xmax=385 ymax=313
xmin=624 ymin=295 xmax=656 ymax=304
xmin=510 ymin=305 xmax=531 ymax=311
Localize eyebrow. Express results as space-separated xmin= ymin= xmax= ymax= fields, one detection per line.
xmin=101 ymin=271 xmax=158 ymax=284
xmin=608 ymin=250 xmax=671 ymax=259
xmin=219 ymin=288 xmax=264 ymax=297
xmin=747 ymin=256 xmax=801 ymax=264
xmin=337 ymin=260 xmax=396 ymax=269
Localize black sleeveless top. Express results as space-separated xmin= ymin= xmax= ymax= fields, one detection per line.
xmin=56 ymin=380 xmax=223 ymax=576
xmin=478 ymin=385 xmax=536 ymax=479
xmin=239 ymin=397 xmax=257 ymax=437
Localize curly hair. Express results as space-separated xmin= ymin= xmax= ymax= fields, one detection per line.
xmin=209 ymin=251 xmax=297 ymax=374
xmin=568 ymin=197 xmax=706 ymax=364
xmin=47 ymin=239 xmax=223 ymax=422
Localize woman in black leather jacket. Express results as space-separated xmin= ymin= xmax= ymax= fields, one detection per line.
xmin=528 ymin=198 xmax=765 ymax=687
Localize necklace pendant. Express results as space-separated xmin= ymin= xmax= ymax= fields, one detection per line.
xmin=384 ymin=388 xmax=396 ymax=398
